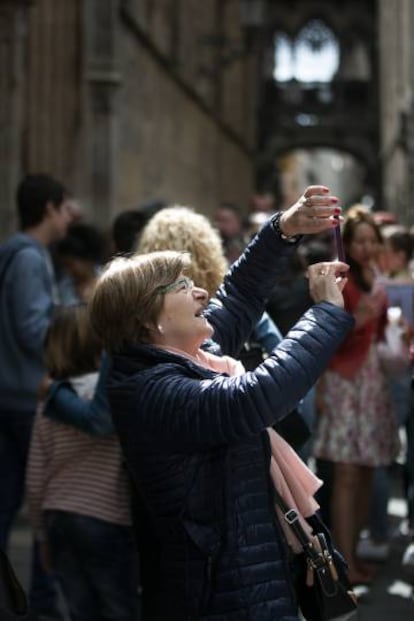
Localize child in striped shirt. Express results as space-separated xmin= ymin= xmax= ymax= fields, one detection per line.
xmin=26 ymin=304 xmax=139 ymax=621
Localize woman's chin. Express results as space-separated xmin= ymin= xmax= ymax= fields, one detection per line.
xmin=194 ymin=323 xmax=214 ymax=347
xmin=202 ymin=319 xmax=214 ymax=339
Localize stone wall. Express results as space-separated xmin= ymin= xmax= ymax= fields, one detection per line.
xmin=117 ymin=4 xmax=253 ymax=216
xmin=115 ymin=0 xmax=254 ymax=217
xmin=379 ymin=0 xmax=414 ymax=224
xmin=0 ymin=0 xmax=83 ymax=239
xmin=0 ymin=0 xmax=254 ymax=239
xmin=0 ymin=1 xmax=29 ymax=237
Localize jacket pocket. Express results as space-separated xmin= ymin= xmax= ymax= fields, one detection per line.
xmin=182 ymin=519 xmax=221 ymax=614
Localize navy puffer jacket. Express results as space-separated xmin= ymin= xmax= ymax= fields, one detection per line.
xmin=108 ymin=221 xmax=354 ymax=620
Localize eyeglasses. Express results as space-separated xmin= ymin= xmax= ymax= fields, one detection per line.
xmin=159 ymin=277 xmax=195 ymax=295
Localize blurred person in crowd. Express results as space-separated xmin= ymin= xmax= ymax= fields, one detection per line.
xmin=26 ymin=305 xmax=139 ymax=621
xmin=245 ymin=211 xmax=272 ymax=241
xmin=266 ymin=252 xmax=311 ymax=337
xmin=88 ymin=186 xmax=353 ymax=620
xmin=214 ymin=202 xmax=247 ymax=264
xmin=383 ymin=226 xmax=413 ymax=279
xmin=266 ymin=238 xmax=333 ymax=337
xmin=313 ymin=205 xmax=399 ymax=585
xmin=402 ymin=366 xmax=414 ymax=578
xmin=360 ymin=226 xmax=414 ymax=562
xmin=112 ymin=210 xmax=148 ymax=256
xmin=249 ymin=191 xmax=276 ymax=214
xmin=373 ymin=211 xmax=398 ymax=228
xmin=111 ymin=199 xmax=167 ymax=256
xmin=66 ymin=197 xmax=83 ymax=223
xmin=410 ymin=225 xmax=414 ymax=277
xmin=266 ymin=238 xmax=334 ymax=468
xmin=56 ymin=223 xmax=106 ymax=305
xmin=0 ymin=173 xmax=71 ymax=619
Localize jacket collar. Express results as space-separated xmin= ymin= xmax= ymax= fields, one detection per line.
xmin=112 ymin=342 xmax=219 ymax=379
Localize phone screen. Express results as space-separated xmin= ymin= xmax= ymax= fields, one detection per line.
xmin=334 ymin=219 xmax=345 ymax=262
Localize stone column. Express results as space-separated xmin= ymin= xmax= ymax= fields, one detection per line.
xmin=0 ymin=1 xmax=28 ymax=239
xmin=82 ymin=0 xmax=121 ymax=223
xmin=404 ymin=0 xmax=414 ymax=224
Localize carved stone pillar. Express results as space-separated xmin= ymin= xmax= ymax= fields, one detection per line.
xmin=0 ymin=1 xmax=29 ymax=239
xmin=404 ymin=111 xmax=414 ymax=223
xmin=83 ymin=0 xmax=121 ymax=223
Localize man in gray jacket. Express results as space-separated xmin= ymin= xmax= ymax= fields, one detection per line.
xmin=0 ymin=174 xmax=71 ymax=618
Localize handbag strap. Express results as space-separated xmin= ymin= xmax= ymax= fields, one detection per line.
xmin=272 ymin=486 xmax=311 ymax=547
xmin=272 ymin=487 xmax=327 ymax=569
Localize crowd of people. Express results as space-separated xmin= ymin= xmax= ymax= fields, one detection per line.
xmin=0 ymin=173 xmax=413 ymax=620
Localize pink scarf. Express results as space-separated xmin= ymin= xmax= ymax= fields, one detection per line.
xmin=163 ymin=346 xmax=322 ymax=552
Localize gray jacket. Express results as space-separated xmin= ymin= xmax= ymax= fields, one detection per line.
xmin=0 ymin=233 xmax=55 ymax=411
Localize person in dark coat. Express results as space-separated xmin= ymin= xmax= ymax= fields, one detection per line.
xmin=88 ymin=185 xmax=354 ymax=620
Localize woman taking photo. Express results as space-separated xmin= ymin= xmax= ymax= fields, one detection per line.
xmin=89 ymin=186 xmax=353 ymax=621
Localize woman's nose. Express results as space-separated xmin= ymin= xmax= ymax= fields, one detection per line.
xmin=193 ymin=287 xmax=209 ymax=302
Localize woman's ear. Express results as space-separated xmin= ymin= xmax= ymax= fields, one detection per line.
xmin=144 ymin=321 xmax=164 ymax=339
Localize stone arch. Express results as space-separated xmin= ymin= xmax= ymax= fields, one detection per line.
xmin=256 ymin=137 xmax=378 ymax=203
xmin=267 ymin=136 xmax=377 ymax=170
xmin=257 ymin=0 xmax=379 ymax=206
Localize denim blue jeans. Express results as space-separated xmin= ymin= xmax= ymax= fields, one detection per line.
xmin=46 ymin=510 xmax=139 ymax=621
xmin=0 ymin=408 xmax=62 ymax=618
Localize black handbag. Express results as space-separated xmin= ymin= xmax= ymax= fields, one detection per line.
xmin=0 ymin=548 xmax=31 ymax=619
xmin=273 ymin=490 xmax=358 ymax=621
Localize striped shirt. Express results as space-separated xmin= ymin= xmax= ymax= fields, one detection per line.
xmin=26 ymin=372 xmax=131 ymax=539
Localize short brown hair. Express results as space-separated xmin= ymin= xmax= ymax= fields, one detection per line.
xmin=89 ymin=250 xmax=191 ymax=352
xmin=45 ymin=305 xmax=101 ymax=379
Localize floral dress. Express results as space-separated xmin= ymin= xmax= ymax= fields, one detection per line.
xmin=313 ymin=275 xmax=399 ymax=467
xmin=313 ymin=343 xmax=399 ymax=466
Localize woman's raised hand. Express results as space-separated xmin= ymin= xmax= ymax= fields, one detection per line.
xmin=279 ymin=185 xmax=342 ymax=238
xmin=307 ymin=261 xmax=349 ymax=308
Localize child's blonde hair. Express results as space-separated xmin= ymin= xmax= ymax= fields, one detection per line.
xmin=45 ymin=305 xmax=101 ymax=379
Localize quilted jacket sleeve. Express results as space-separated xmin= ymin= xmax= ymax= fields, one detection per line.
xmin=125 ymin=302 xmax=354 ymax=451
xmin=204 ymin=219 xmax=298 ymax=358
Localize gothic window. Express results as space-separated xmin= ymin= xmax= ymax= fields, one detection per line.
xmin=272 ymin=32 xmax=293 ymax=81
xmin=273 ymin=19 xmax=339 ymax=83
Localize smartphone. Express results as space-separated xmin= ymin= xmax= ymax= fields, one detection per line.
xmin=334 ymin=217 xmax=345 ymax=262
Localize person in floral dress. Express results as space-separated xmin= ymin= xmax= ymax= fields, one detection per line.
xmin=313 ymin=205 xmax=399 ymax=585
